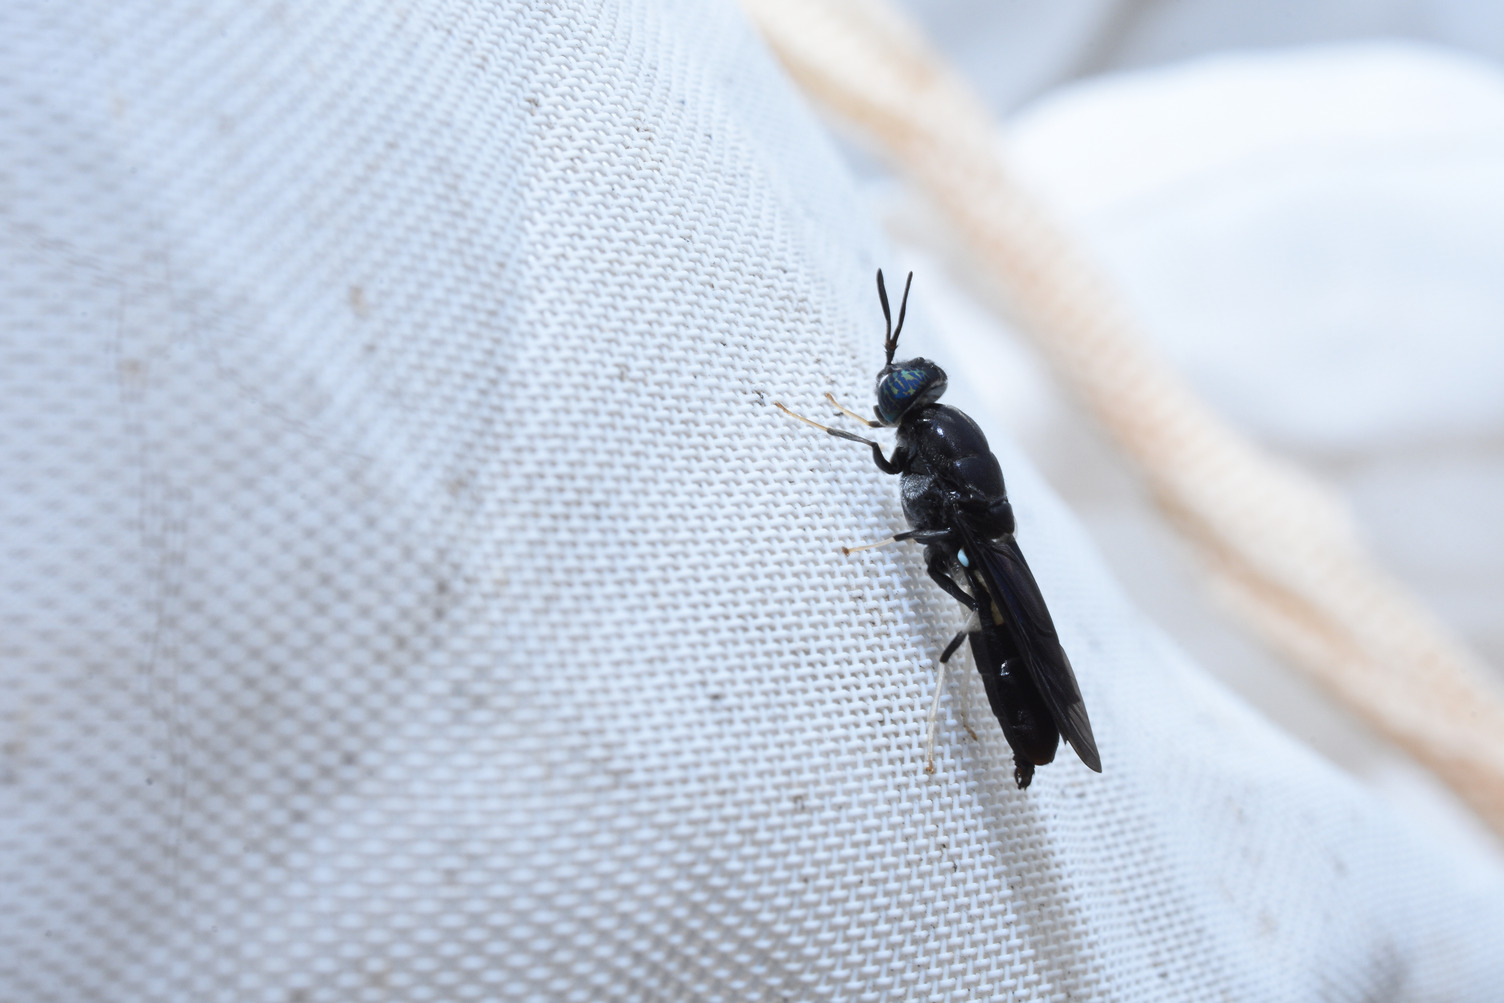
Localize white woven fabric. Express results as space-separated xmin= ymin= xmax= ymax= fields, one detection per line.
xmin=4 ymin=2 xmax=1504 ymax=1000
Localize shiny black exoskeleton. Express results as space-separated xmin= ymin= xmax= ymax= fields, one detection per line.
xmin=781 ymin=271 xmax=1101 ymax=788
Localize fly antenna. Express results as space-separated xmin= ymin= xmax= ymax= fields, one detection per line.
xmin=877 ymin=269 xmax=895 ymax=362
xmin=877 ymin=269 xmax=914 ymax=365
xmin=893 ymin=271 xmax=913 ymax=346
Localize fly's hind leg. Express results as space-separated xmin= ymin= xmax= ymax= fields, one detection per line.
xmin=925 ymin=617 xmax=981 ymax=773
xmin=923 ymin=632 xmax=961 ymax=774
xmin=940 ymin=629 xmax=967 ymax=663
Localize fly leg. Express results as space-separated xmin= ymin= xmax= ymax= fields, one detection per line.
xmin=841 ymin=527 xmax=948 ymax=556
xmin=773 ymin=401 xmax=908 ymax=473
xmin=925 ymin=616 xmax=980 ymax=773
xmin=840 ymin=531 xmax=967 ymax=597
xmin=940 ymin=628 xmax=968 ymax=663
xmin=823 ymin=392 xmax=880 ymax=427
xmin=925 ymin=546 xmax=977 ymax=610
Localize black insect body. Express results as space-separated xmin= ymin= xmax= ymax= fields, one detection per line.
xmin=777 ymin=271 xmax=1101 ymax=788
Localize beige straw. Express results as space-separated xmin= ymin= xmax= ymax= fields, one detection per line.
xmin=741 ymin=0 xmax=1504 ymax=835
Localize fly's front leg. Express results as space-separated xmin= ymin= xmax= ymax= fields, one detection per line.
xmin=871 ymin=444 xmax=907 ymax=475
xmin=773 ymin=401 xmax=907 ymax=472
xmin=823 ymin=391 xmax=881 ymax=428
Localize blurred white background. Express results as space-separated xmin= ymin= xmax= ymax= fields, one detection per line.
xmin=859 ymin=2 xmax=1504 ymax=857
xmin=897 ymin=0 xmax=1504 ymax=113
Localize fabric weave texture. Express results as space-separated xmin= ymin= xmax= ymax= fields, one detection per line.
xmin=3 ymin=1 xmax=1503 ymax=1000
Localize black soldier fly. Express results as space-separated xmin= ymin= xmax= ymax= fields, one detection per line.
xmin=776 ymin=270 xmax=1101 ymax=788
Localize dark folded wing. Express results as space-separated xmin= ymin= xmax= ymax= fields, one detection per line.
xmin=960 ymin=521 xmax=1102 ymax=772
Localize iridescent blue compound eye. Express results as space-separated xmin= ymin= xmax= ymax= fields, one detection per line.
xmin=876 ymin=362 xmax=945 ymax=424
xmin=877 ymin=368 xmax=926 ymax=423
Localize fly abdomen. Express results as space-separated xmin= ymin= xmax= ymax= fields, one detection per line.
xmin=967 ymin=625 xmax=1059 ymax=788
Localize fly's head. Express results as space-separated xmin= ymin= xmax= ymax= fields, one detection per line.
xmin=872 ymin=269 xmax=947 ymax=426
xmin=875 ymin=358 xmax=947 ymax=425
